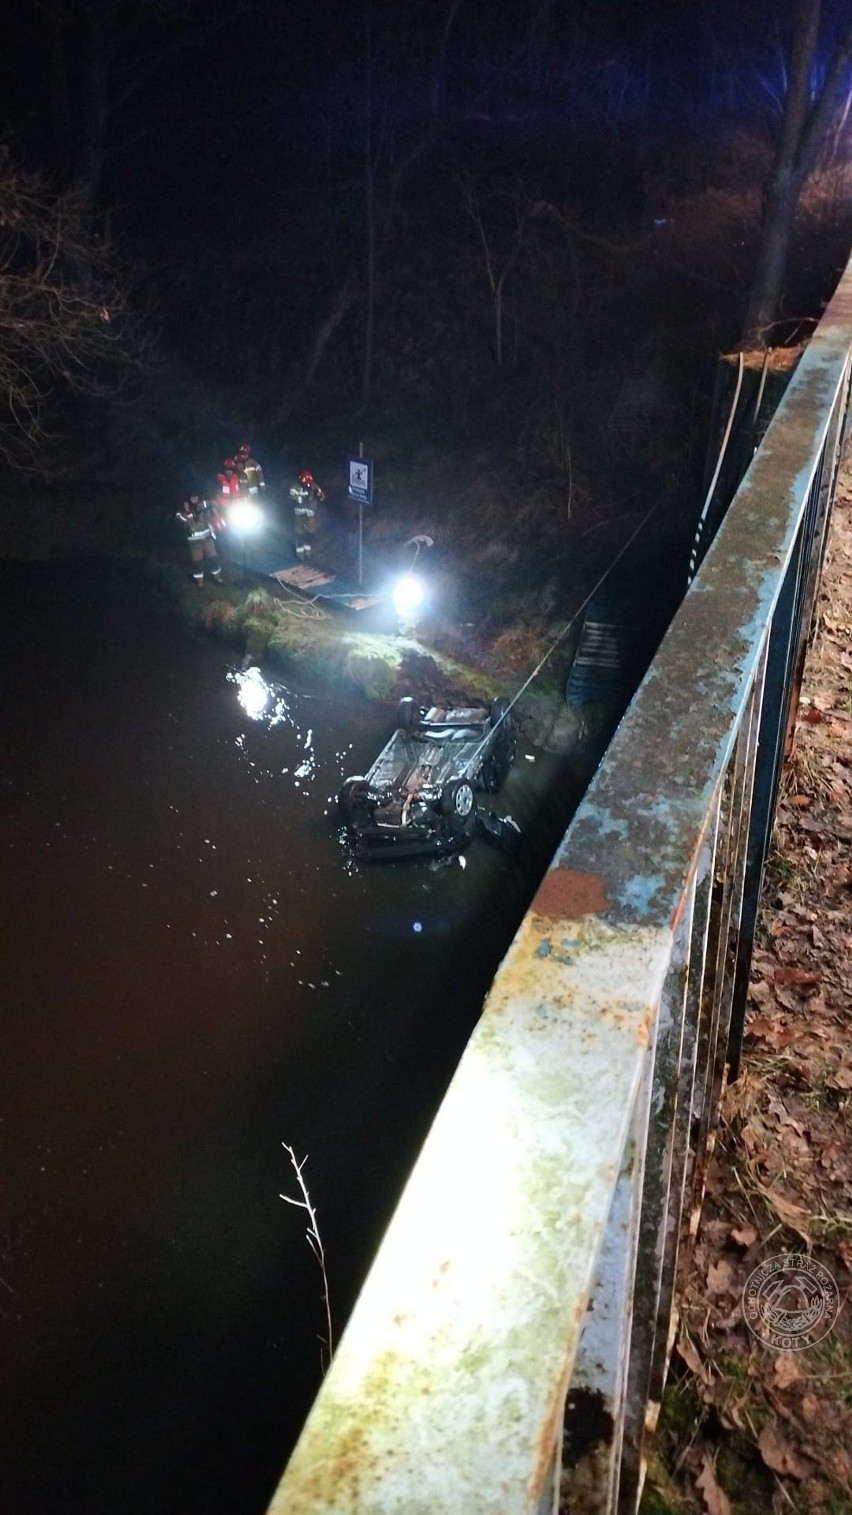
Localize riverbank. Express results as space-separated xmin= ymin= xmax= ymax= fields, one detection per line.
xmin=148 ymin=553 xmax=605 ymax=759
xmin=0 ymin=482 xmax=609 ymax=758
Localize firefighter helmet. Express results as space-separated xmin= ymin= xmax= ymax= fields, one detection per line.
xmin=299 ymin=470 xmax=314 ymax=486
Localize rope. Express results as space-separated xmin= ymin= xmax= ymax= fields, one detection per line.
xmin=466 ymin=498 xmax=663 ymax=764
xmin=687 ymin=348 xmax=745 ymax=585
xmin=266 ymin=581 xmax=329 ymax=620
xmin=752 ymin=348 xmax=770 ymax=428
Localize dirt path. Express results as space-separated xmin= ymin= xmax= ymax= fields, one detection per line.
xmin=643 ymin=457 xmax=852 ymax=1514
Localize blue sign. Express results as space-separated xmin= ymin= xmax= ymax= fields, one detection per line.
xmin=347 ymin=457 xmax=373 ymax=506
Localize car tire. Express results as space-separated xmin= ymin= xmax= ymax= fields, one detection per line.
xmin=440 ymin=777 xmax=476 ymax=835
xmin=397 ymin=697 xmax=420 ymax=733
xmin=339 ymin=775 xmax=370 ymax=824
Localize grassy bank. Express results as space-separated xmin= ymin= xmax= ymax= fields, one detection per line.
xmin=0 ymin=474 xmax=613 ymax=757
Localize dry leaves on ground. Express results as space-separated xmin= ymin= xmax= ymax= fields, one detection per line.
xmin=645 ymin=477 xmax=852 ymax=1514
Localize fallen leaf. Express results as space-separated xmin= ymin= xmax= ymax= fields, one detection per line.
xmin=701 ymin=1220 xmax=731 ymax=1245
xmin=826 ymin=1444 xmax=852 ymax=1484
xmin=676 ymin=1337 xmax=713 ymax=1386
xmin=707 ymin=1258 xmax=735 ymax=1295
xmin=695 ymin=1450 xmax=732 ymax=1515
xmin=799 ymin=1392 xmax=822 ymax=1423
xmin=819 ymin=1138 xmax=849 ymax=1176
xmin=746 ymin=1016 xmax=798 ymax=1049
xmin=760 ymin=1189 xmax=813 ymax=1243
xmin=773 ymin=965 xmax=823 ymax=992
xmin=748 ymin=979 xmax=772 ymax=1004
xmin=826 ymin=1065 xmax=852 ymax=1090
xmin=731 ymin=1224 xmax=758 ymax=1247
xmin=771 ymin=1353 xmax=802 ymax=1389
xmin=757 ymin=1421 xmax=812 ymax=1479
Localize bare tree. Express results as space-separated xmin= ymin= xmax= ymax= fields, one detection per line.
xmin=743 ymin=0 xmax=852 ymax=345
xmin=357 ymin=0 xmax=466 ymax=413
xmin=457 ymin=174 xmax=540 ymax=368
xmin=0 ymin=150 xmax=140 ymax=467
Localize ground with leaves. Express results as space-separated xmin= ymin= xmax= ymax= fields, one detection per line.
xmin=643 ymin=464 xmax=852 ymax=1513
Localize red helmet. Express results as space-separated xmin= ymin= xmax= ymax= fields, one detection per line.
xmin=223 ymin=457 xmax=236 ymax=470
xmin=299 ymin=470 xmax=314 ymax=486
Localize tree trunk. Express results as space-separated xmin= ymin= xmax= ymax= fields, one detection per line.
xmin=360 ymin=6 xmax=376 ymax=416
xmin=360 ymin=168 xmax=376 ymax=413
xmin=278 ymin=272 xmax=357 ymax=422
xmin=742 ymin=1 xmax=852 ymax=346
xmin=742 ymin=0 xmax=819 ymax=345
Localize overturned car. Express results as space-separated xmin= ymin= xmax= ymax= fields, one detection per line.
xmin=338 ymin=696 xmax=516 ymax=859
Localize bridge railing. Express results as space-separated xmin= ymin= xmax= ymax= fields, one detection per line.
xmin=267 ymin=257 xmax=852 ymax=1515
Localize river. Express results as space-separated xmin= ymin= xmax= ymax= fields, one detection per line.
xmin=0 ymin=558 xmax=582 ymax=1515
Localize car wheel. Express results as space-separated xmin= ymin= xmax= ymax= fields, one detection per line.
xmin=440 ymin=778 xmax=476 ymax=834
xmin=397 ymin=697 xmax=421 ymax=733
xmin=339 ymin=775 xmax=370 ymax=824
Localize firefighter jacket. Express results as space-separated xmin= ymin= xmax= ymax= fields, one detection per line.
xmin=178 ymin=500 xmax=215 ymax=541
xmin=238 ymin=458 xmax=265 ymax=495
xmin=216 ymin=468 xmax=241 ymax=499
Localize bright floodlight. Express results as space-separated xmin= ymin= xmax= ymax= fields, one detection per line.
xmin=392 ymin=573 xmax=425 ymax=617
xmin=230 ymin=500 xmax=261 ymax=532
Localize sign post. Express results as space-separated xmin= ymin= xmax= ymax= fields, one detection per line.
xmin=347 ymin=451 xmax=373 ymax=586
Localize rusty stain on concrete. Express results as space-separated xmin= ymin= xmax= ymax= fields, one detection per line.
xmin=535 ymin=869 xmax=611 ymax=919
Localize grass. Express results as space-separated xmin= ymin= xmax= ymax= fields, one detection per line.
xmin=642 ymin=1364 xmax=778 ymax=1515
xmin=145 ymin=556 xmax=528 ymax=713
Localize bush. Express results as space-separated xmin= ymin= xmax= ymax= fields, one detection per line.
xmin=200 ymin=599 xmax=239 ymax=637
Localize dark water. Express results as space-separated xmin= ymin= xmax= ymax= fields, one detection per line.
xmin=0 ymin=560 xmax=581 ymax=1515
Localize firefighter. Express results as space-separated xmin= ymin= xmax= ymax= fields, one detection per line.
xmin=235 ymin=443 xmax=265 ymax=497
xmin=176 ymin=495 xmax=223 ymax=586
xmin=289 ymin=469 xmax=325 ymax=561
xmin=216 ymin=457 xmax=241 ymax=511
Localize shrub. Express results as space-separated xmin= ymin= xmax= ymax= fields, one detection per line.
xmin=200 ymin=600 xmax=240 ymax=637
xmin=491 ymin=625 xmax=549 ymax=674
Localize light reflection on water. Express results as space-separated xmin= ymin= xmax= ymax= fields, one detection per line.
xmin=228 ymin=665 xmax=320 ymax=788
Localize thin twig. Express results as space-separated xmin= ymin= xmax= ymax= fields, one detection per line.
xmin=281 ymin=1144 xmax=334 ymax=1371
